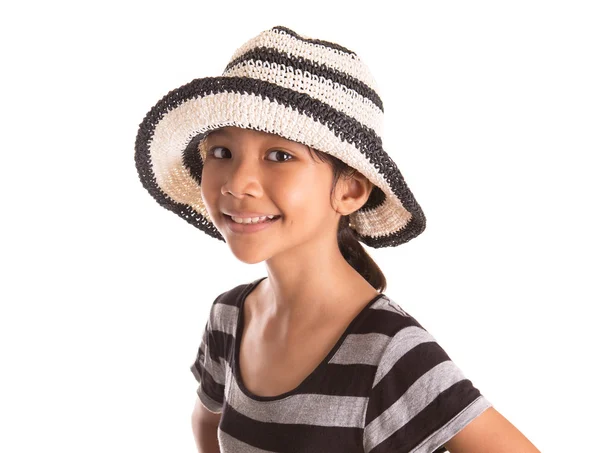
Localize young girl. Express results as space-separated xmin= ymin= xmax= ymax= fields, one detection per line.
xmin=135 ymin=25 xmax=539 ymax=453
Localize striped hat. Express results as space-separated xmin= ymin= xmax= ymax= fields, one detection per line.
xmin=134 ymin=25 xmax=426 ymax=248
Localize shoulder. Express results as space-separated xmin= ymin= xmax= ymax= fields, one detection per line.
xmin=362 ymin=295 xmax=493 ymax=453
xmin=205 ymin=278 xmax=262 ymax=333
xmin=367 ymin=294 xmax=471 ymax=391
xmin=359 ymin=294 xmax=439 ymax=380
xmin=211 ymin=280 xmax=253 ymax=308
xmin=363 ymin=294 xmax=428 ymax=347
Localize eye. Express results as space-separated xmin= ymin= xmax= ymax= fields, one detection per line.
xmin=208 ymin=146 xmax=231 ymax=159
xmin=207 ymin=147 xmax=294 ymax=163
xmin=266 ymin=149 xmax=294 ymax=162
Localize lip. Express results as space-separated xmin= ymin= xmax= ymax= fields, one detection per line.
xmin=224 ymin=214 xmax=281 ymax=234
xmin=223 ymin=211 xmax=279 ymax=218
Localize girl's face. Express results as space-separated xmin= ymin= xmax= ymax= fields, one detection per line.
xmin=200 ymin=126 xmax=342 ymax=264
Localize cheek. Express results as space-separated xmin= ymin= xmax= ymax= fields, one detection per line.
xmin=275 ymin=173 xmax=331 ymax=217
xmin=200 ymin=174 xmax=220 ymax=214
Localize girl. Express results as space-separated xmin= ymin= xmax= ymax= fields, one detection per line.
xmin=135 ymin=25 xmax=540 ymax=453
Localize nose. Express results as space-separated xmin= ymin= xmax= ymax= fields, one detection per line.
xmin=220 ymin=153 xmax=264 ymax=198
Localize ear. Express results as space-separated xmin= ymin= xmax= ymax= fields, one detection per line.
xmin=333 ymin=171 xmax=374 ymax=216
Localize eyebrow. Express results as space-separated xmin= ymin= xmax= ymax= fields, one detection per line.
xmin=208 ymin=128 xmax=281 ymax=140
xmin=207 ymin=127 xmax=229 ymax=137
xmin=206 ymin=128 xmax=309 ymax=153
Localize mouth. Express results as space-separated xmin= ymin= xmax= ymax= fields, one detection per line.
xmin=223 ymin=214 xmax=281 ymax=222
xmin=223 ymin=214 xmax=282 ymax=234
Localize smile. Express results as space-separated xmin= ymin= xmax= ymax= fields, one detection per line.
xmin=224 ymin=214 xmax=281 ymax=234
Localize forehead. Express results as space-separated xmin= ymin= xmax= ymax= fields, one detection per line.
xmin=207 ymin=127 xmax=290 ymax=143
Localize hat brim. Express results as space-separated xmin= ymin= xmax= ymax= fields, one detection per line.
xmin=134 ymin=76 xmax=426 ymax=248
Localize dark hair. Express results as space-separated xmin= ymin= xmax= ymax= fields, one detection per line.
xmin=305 ymin=147 xmax=387 ymax=293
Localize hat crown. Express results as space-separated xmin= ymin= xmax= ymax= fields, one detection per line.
xmin=221 ymin=26 xmax=385 ymax=137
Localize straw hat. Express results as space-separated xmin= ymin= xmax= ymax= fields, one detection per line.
xmin=134 ymin=25 xmax=426 ymax=248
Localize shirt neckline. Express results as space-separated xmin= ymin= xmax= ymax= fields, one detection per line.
xmin=233 ymin=276 xmax=385 ymax=402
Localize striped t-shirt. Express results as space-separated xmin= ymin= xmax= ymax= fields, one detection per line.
xmin=190 ymin=277 xmax=492 ymax=453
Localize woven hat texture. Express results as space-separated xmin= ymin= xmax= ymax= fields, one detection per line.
xmin=134 ymin=25 xmax=426 ymax=248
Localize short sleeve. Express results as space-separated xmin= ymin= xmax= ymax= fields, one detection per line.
xmin=363 ymin=325 xmax=493 ymax=453
xmin=190 ymin=302 xmax=226 ymax=414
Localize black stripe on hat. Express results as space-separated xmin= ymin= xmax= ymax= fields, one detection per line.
xmin=271 ymin=25 xmax=357 ymax=56
xmin=224 ymin=46 xmax=384 ymax=112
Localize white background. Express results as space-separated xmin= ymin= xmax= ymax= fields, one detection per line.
xmin=1 ymin=1 xmax=598 ymax=452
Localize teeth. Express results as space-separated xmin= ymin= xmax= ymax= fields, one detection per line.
xmin=231 ymin=215 xmax=277 ymax=224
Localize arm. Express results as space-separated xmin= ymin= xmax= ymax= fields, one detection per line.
xmin=191 ymin=396 xmax=222 ymax=453
xmin=444 ymin=407 xmax=541 ymax=453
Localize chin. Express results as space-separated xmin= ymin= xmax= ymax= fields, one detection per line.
xmin=226 ymin=243 xmax=271 ymax=265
